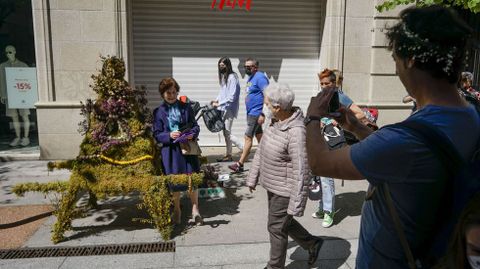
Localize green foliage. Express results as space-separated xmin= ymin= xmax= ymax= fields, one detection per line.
xmin=47 ymin=160 xmax=76 ymax=171
xmin=13 ymin=181 xmax=69 ymax=196
xmin=376 ymin=0 xmax=480 ymax=13
xmin=16 ymin=169 xmax=204 ymax=243
xmin=13 ymin=56 xmax=204 ymax=243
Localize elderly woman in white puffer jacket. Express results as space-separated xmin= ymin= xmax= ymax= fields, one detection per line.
xmin=246 ymin=84 xmax=323 ymax=269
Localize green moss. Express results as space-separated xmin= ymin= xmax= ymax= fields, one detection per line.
xmin=13 ymin=56 xmax=204 ymax=243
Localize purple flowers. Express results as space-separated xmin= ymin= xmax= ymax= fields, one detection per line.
xmin=79 ymin=62 xmax=151 ymax=154
xmin=101 ymin=97 xmax=132 ymax=118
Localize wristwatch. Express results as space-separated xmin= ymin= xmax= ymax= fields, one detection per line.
xmin=304 ymin=115 xmax=322 ymax=126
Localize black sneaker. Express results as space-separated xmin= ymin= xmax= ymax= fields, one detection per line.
xmin=216 ymin=155 xmax=233 ymax=162
xmin=308 ymin=237 xmax=324 ymax=266
xmin=228 ymin=162 xmax=244 ymax=173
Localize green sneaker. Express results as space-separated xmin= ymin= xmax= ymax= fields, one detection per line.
xmin=311 ymin=210 xmax=324 ymax=219
xmin=322 ymin=211 xmax=334 ymax=228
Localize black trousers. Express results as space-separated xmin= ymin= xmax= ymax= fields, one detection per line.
xmin=266 ymin=191 xmax=316 ymax=269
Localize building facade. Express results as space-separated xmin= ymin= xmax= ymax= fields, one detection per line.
xmin=8 ymin=0 xmax=416 ymax=159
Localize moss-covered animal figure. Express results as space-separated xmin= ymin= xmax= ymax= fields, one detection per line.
xmin=13 ymin=56 xmax=203 ymax=243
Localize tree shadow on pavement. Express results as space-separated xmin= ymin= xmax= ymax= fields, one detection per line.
xmin=170 ymin=186 xmax=251 ymax=238
xmin=333 ymin=191 xmax=366 ymax=225
xmin=169 ymin=153 xmax=257 ymax=238
xmin=65 ymin=195 xmax=152 ymax=239
xmin=58 ymin=158 xmax=256 ymax=241
xmin=0 ymin=165 xmax=13 ymax=204
xmin=286 ymin=236 xmax=352 ymax=269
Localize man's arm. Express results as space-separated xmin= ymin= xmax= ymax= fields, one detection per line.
xmin=306 ymin=122 xmax=364 ymax=180
xmin=257 ymin=74 xmax=269 ymax=124
xmin=306 ymin=90 xmax=372 ymax=180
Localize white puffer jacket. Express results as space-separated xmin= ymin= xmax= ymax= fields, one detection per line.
xmin=246 ymin=107 xmax=310 ymax=217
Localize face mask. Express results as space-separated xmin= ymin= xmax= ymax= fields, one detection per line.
xmin=263 ymin=104 xmax=273 ymax=119
xmin=245 ymin=69 xmax=252 ymax=76
xmin=469 ymin=256 xmax=480 ymax=269
xmin=219 ymin=67 xmax=227 ymax=73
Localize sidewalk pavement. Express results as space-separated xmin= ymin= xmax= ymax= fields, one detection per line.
xmin=0 ymin=147 xmax=368 ymax=269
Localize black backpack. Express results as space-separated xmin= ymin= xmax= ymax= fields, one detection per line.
xmin=179 ymin=96 xmax=224 ymax=133
xmin=201 ymin=106 xmax=224 ymax=133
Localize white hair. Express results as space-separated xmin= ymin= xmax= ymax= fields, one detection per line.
xmin=264 ymin=83 xmax=295 ymax=111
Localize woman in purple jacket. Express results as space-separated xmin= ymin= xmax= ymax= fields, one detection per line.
xmin=153 ymin=77 xmax=203 ymax=226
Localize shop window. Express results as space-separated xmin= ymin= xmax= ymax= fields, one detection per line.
xmin=0 ymin=0 xmax=37 ymax=152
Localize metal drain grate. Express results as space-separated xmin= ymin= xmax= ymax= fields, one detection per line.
xmin=0 ymin=241 xmax=175 ymax=259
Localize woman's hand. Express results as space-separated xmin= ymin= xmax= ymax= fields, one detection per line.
xmin=332 ymin=107 xmax=373 ymax=140
xmin=186 ymin=134 xmax=194 ymax=140
xmin=331 ymin=107 xmax=361 ymax=133
xmin=170 ymin=131 xmax=181 ymax=139
xmin=211 ymin=100 xmax=219 ymax=107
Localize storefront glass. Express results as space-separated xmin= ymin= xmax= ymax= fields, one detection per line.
xmin=0 ymin=0 xmax=37 ymax=153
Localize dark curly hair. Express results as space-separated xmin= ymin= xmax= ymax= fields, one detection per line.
xmin=386 ymin=5 xmax=472 ymax=84
xmin=158 ymin=77 xmax=180 ymax=97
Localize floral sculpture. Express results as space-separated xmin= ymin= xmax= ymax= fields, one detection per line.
xmin=13 ymin=56 xmax=203 ymax=243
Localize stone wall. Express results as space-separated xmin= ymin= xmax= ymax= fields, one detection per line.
xmin=33 ymin=0 xmax=128 ymax=159
xmin=319 ymin=0 xmax=413 ymax=127
xmin=33 ymin=0 xmax=414 ymax=159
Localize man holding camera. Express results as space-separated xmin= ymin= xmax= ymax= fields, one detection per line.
xmin=305 ymin=6 xmax=480 ymax=269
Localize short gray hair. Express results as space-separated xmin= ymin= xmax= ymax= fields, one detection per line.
xmin=264 ymin=83 xmax=295 ymax=111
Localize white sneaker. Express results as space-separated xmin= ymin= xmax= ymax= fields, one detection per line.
xmin=20 ymin=137 xmax=30 ymax=147
xmin=9 ymin=137 xmax=20 ymax=147
xmin=312 ymin=210 xmax=324 ymax=219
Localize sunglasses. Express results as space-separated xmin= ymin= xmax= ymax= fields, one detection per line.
xmin=244 ymin=65 xmax=255 ymax=69
xmin=320 ymin=82 xmax=333 ymax=86
xmin=5 ymin=51 xmax=14 ymax=54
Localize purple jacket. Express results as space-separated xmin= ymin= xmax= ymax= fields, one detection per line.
xmin=153 ymin=101 xmax=200 ymax=175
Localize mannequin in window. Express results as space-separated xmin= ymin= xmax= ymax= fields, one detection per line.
xmin=0 ymin=45 xmax=30 ymax=147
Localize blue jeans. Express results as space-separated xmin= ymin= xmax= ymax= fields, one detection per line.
xmin=315 ymin=176 xmax=335 ymax=213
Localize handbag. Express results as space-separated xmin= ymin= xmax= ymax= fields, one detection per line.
xmin=180 ymin=139 xmax=202 ymax=156
xmin=322 ymin=124 xmax=346 ymax=149
xmin=308 ymin=176 xmax=322 ymax=201
xmin=201 ymin=107 xmax=224 ymax=133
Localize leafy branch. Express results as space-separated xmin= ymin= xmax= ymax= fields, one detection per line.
xmin=376 ymin=0 xmax=480 ymax=13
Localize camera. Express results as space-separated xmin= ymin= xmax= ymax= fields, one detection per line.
xmin=328 ymin=90 xmax=340 ymax=113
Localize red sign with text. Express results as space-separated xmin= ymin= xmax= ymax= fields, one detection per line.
xmin=211 ymin=0 xmax=252 ymax=11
